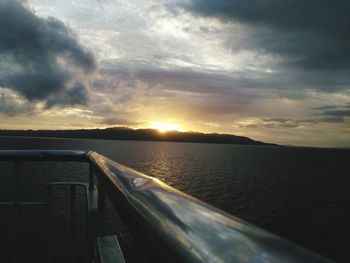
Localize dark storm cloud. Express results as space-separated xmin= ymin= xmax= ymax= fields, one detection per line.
xmin=261 ymin=106 xmax=350 ymax=128
xmin=312 ymin=104 xmax=350 ymax=118
xmin=181 ymin=1 xmax=350 ymax=72
xmin=320 ymin=116 xmax=344 ymax=123
xmin=322 ymin=109 xmax=350 ymax=117
xmin=45 ymin=82 xmax=89 ymax=108
xmin=0 ymin=0 xmax=96 ymax=109
xmin=312 ymin=105 xmax=340 ymax=111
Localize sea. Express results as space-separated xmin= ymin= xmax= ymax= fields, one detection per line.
xmin=0 ymin=136 xmax=349 ymax=262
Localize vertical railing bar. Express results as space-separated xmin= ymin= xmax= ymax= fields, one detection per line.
xmin=14 ymin=161 xmax=21 ymax=263
xmin=47 ymin=185 xmax=53 ymax=263
xmin=85 ymin=187 xmax=92 ymax=262
xmin=70 ymin=185 xmax=77 ymax=262
xmin=89 ymin=163 xmax=94 ymax=191
xmin=87 ymin=164 xmax=94 ymax=261
xmin=97 ymin=182 xmax=105 ymax=236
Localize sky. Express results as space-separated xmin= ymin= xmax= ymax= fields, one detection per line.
xmin=0 ymin=0 xmax=349 ymax=147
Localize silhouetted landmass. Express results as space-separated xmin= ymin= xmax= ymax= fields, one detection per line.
xmin=0 ymin=127 xmax=275 ymax=145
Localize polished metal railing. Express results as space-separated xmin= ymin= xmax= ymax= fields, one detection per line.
xmin=0 ymin=150 xmax=331 ymax=263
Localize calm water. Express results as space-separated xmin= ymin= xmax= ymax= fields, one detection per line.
xmin=0 ymin=137 xmax=349 ymax=262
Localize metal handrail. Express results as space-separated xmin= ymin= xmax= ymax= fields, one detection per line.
xmin=0 ymin=150 xmax=331 ymax=262
xmin=87 ymin=152 xmax=331 ymax=263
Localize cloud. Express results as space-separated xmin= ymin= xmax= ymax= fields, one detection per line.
xmin=95 ymin=61 xmax=267 ymax=121
xmin=320 ymin=116 xmax=344 ymax=123
xmin=312 ymin=104 xmax=350 ymax=119
xmin=45 ymin=81 xmax=90 ymax=108
xmin=232 ymin=102 xmax=350 ymax=131
xmin=0 ymin=87 xmax=33 ymax=114
xmin=181 ymin=1 xmax=350 ymax=72
xmin=237 ymin=115 xmax=346 ymax=129
xmin=262 ymin=118 xmax=318 ymax=128
xmin=312 ymin=105 xmax=340 ymax=111
xmin=99 ymin=60 xmax=268 ymax=97
xmin=322 ymin=109 xmax=350 ymax=117
xmin=0 ymin=0 xmax=96 ymax=111
xmin=95 ymin=60 xmax=350 ymax=129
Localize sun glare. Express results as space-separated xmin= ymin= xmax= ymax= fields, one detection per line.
xmin=150 ymin=122 xmax=183 ymax=133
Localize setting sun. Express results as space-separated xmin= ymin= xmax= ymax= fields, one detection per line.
xmin=150 ymin=122 xmax=184 ymax=132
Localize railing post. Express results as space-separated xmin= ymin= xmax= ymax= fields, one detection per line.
xmin=97 ymin=183 xmax=105 ymax=236
xmin=47 ymin=184 xmax=53 ymax=263
xmin=70 ymin=185 xmax=77 ymax=262
xmin=88 ymin=163 xmax=95 ymax=261
xmin=14 ymin=161 xmax=21 ymax=263
xmin=89 ymin=163 xmax=94 ymax=191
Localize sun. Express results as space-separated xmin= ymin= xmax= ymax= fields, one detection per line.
xmin=150 ymin=122 xmax=183 ymax=133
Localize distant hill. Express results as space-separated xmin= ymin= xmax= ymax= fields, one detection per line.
xmin=0 ymin=127 xmax=275 ymax=146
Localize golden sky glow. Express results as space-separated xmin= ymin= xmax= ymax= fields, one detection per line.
xmin=149 ymin=122 xmax=184 ymax=133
